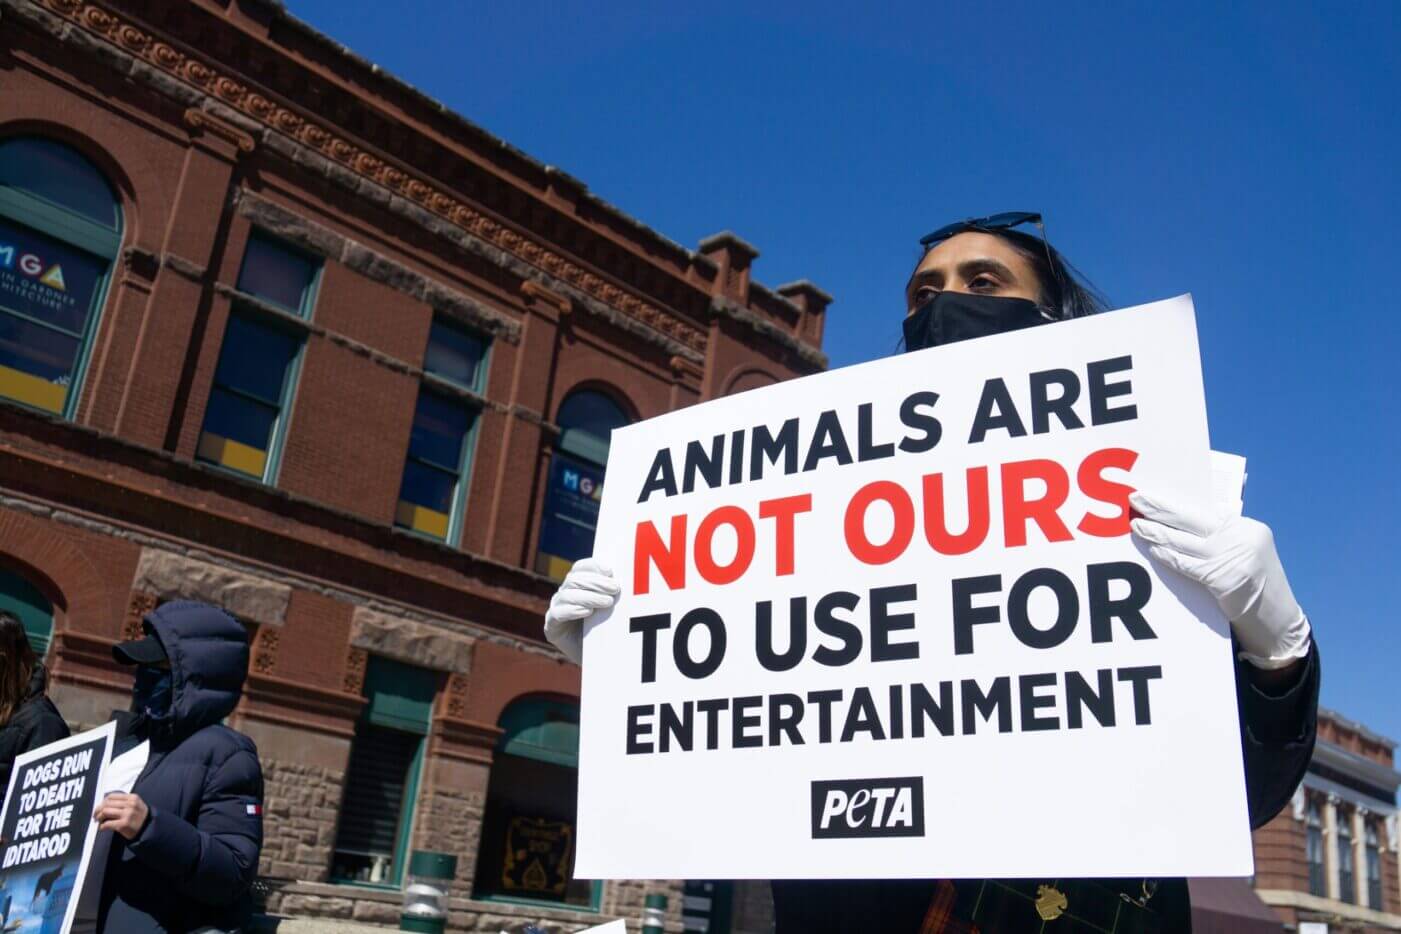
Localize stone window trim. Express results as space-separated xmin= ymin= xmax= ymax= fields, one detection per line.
xmin=348 ymin=605 xmax=473 ymax=675
xmin=131 ymin=547 xmax=291 ymax=629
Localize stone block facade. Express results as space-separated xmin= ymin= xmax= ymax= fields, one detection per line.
xmin=261 ymin=760 xmax=346 ymax=883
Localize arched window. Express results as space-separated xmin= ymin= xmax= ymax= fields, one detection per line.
xmin=0 ymin=565 xmax=54 ymax=657
xmin=0 ymin=137 xmax=121 ymax=417
xmin=473 ymin=697 xmax=598 ymax=909
xmin=536 ymin=390 xmax=630 ymax=580
xmin=1305 ymin=798 xmax=1325 ymax=896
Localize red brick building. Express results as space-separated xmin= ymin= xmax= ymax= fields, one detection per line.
xmin=0 ymin=0 xmax=827 ymax=928
xmin=1251 ymin=709 xmax=1401 ymax=933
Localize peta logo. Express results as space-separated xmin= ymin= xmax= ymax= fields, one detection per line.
xmin=810 ymin=776 xmax=925 ymax=839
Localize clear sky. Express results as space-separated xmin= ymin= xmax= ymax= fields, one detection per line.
xmin=289 ymin=1 xmax=1400 ymax=741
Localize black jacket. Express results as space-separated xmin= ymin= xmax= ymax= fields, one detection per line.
xmin=771 ymin=641 xmax=1321 ymax=932
xmin=0 ymin=664 xmax=70 ymax=793
xmin=95 ymin=601 xmax=264 ymax=933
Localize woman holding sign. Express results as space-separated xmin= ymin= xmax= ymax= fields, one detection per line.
xmin=0 ymin=611 xmax=69 ymax=795
xmin=546 ymin=213 xmax=1319 ymax=932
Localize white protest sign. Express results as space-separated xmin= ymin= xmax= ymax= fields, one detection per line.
xmin=576 ymin=295 xmax=1253 ymax=880
xmin=0 ymin=721 xmax=116 ymax=932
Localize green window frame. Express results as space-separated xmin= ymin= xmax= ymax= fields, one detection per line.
xmin=474 ymin=698 xmax=601 ymax=911
xmin=236 ymin=230 xmax=321 ymax=319
xmin=196 ymin=232 xmax=319 ymax=483
xmin=0 ymin=565 xmax=54 ymax=658
xmin=0 ymin=137 xmax=122 ymax=419
xmin=536 ymin=390 xmax=630 ymax=580
xmin=395 ymin=319 xmax=489 ymax=543
xmin=330 ymin=657 xmax=438 ymax=889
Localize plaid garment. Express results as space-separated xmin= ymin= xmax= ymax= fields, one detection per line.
xmin=921 ymin=879 xmax=1170 ymax=934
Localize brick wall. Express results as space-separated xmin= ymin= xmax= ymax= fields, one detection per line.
xmin=1253 ymin=805 xmax=1310 ymax=893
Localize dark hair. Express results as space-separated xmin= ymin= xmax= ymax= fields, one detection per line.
xmin=0 ymin=611 xmax=37 ymax=726
xmin=913 ymin=226 xmax=1109 ymax=320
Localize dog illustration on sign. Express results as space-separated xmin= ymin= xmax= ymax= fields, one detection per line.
xmin=29 ymin=864 xmax=63 ymax=908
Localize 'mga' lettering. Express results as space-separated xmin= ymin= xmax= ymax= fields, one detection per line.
xmin=810 ymin=777 xmax=925 ymax=839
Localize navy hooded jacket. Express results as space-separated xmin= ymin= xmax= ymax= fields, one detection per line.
xmin=96 ymin=601 xmax=264 ymax=933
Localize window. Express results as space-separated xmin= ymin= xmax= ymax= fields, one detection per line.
xmin=331 ymin=657 xmax=438 ymax=886
xmin=197 ymin=314 xmax=302 ymax=480
xmin=197 ymin=234 xmax=318 ymax=481
xmin=0 ymin=566 xmax=53 ymax=657
xmin=535 ymin=390 xmax=630 ymax=580
xmin=1338 ymin=810 xmax=1355 ymax=903
xmin=1366 ymin=821 xmax=1382 ymax=909
xmin=473 ymin=698 xmax=598 ymax=909
xmin=1306 ymin=798 xmax=1325 ymax=897
xmin=237 ymin=232 xmax=318 ymax=317
xmin=0 ymin=138 xmax=121 ymax=416
xmin=395 ymin=320 xmax=487 ymax=541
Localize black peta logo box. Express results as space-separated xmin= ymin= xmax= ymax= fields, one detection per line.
xmin=810 ymin=776 xmax=925 ymax=838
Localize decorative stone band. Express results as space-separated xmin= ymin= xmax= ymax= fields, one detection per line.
xmin=132 ymin=547 xmax=292 ymax=628
xmin=232 ymin=191 xmax=521 ymax=343
xmin=1254 ymin=889 xmax=1401 ymax=928
xmin=214 ymin=281 xmax=506 ymax=414
xmin=349 ymin=605 xmax=474 ymax=675
xmin=11 ymin=0 xmax=719 ymax=360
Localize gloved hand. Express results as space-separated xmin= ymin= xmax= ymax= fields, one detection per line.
xmin=1129 ymin=490 xmax=1312 ymax=669
xmin=543 ymin=558 xmax=620 ymax=665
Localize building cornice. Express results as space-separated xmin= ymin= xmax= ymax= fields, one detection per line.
xmin=1314 ymin=739 xmax=1401 ymax=796
xmin=1321 ymin=706 xmax=1398 ymax=750
xmin=1302 ymin=772 xmax=1397 ymax=817
xmin=7 ymin=0 xmax=829 ymax=368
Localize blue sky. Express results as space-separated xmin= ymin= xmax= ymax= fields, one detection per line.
xmin=291 ymin=1 xmax=1401 ymax=740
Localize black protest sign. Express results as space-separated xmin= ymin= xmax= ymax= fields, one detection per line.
xmin=0 ymin=723 xmax=114 ymax=934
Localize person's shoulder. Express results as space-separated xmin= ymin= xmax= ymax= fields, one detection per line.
xmin=11 ymin=694 xmax=65 ymax=733
xmin=182 ymin=723 xmax=260 ymax=762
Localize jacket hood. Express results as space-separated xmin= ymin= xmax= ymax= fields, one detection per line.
xmin=142 ymin=601 xmax=249 ymax=736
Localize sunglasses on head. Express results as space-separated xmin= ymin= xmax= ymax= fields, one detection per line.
xmin=918 ymin=211 xmax=1044 ymax=249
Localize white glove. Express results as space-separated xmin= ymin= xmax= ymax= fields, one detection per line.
xmin=543 ymin=558 xmax=620 ymax=665
xmin=1129 ymin=490 xmax=1311 ymax=670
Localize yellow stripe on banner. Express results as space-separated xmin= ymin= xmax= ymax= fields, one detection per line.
xmin=545 ymin=554 xmax=575 ymax=583
xmin=198 ymin=432 xmax=267 ymax=477
xmin=0 ymin=364 xmax=67 ymax=414
xmin=397 ymin=501 xmax=449 ymax=539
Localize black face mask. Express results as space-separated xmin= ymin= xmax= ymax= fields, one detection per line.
xmin=902 ymin=291 xmax=1053 ymax=352
xmin=132 ymin=665 xmax=173 ymax=720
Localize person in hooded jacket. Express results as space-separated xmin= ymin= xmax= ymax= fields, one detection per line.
xmin=542 ymin=214 xmax=1320 ymax=932
xmin=87 ymin=600 xmax=264 ymax=933
xmin=0 ymin=610 xmax=70 ymax=793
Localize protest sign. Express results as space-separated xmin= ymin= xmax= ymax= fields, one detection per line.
xmin=0 ymin=722 xmax=115 ymax=933
xmin=575 ymin=295 xmax=1253 ymax=880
